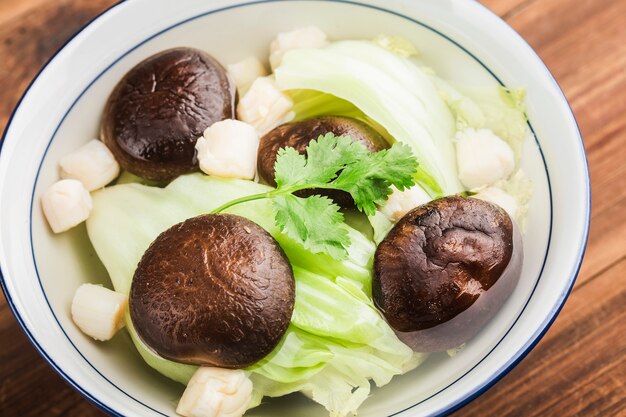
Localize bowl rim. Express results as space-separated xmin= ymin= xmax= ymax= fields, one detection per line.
xmin=0 ymin=0 xmax=590 ymax=416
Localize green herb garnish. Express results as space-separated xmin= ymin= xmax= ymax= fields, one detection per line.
xmin=212 ymin=133 xmax=418 ymax=259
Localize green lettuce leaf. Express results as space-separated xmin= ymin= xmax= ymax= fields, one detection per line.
xmin=368 ymin=210 xmax=395 ymax=244
xmin=275 ymin=41 xmax=461 ymax=196
xmin=371 ymin=34 xmax=419 ymax=57
xmin=432 ymin=77 xmax=529 ymax=162
xmin=273 ymin=194 xmax=349 ymax=260
xmin=86 ymin=174 xmax=419 ymax=416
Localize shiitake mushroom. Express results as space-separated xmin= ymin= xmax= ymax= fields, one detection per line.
xmin=129 ymin=214 xmax=295 ymax=368
xmin=373 ymin=195 xmax=523 ymax=352
xmin=101 ymin=47 xmax=236 ymax=181
xmin=257 ymin=116 xmax=389 ymax=208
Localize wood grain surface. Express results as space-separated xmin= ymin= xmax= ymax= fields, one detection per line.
xmin=0 ymin=0 xmax=624 ymax=416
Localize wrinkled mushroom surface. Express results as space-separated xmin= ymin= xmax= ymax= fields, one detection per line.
xmin=102 ymin=47 xmax=236 ymax=181
xmin=373 ymin=195 xmax=522 ymax=351
xmin=130 ymin=214 xmax=294 ymax=368
xmin=257 ymin=116 xmax=389 ymax=207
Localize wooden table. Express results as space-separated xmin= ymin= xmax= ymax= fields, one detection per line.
xmin=0 ymin=0 xmax=624 ymax=416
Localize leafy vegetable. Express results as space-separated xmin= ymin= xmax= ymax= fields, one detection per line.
xmin=114 ymin=171 xmax=163 ymax=187
xmin=287 ymin=89 xmax=396 ymax=146
xmin=88 ymin=174 xmax=373 ymax=296
xmin=432 ymin=77 xmax=529 ymax=161
xmin=212 ymin=132 xmax=418 ymax=259
xmin=252 ymin=262 xmax=429 ymax=415
xmin=430 ymin=75 xmax=532 ymax=228
xmin=273 ymin=194 xmax=348 ymax=260
xmin=273 ymin=133 xmax=417 ymax=214
xmin=275 ymin=40 xmax=461 ymax=195
xmin=289 ymin=90 xmax=367 ymax=122
xmin=368 ymin=210 xmax=395 ymax=244
xmin=371 ymin=34 xmax=419 ymax=57
xmin=273 ymin=133 xmax=368 ymax=189
xmin=288 ymin=89 xmax=442 ymax=198
xmin=329 ymin=142 xmax=417 ymax=214
xmin=494 ymin=169 xmax=534 ymax=230
xmin=86 ymin=174 xmax=421 ymax=416
xmin=275 ymin=41 xmax=531 ymax=245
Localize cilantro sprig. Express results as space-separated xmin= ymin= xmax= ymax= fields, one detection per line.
xmin=211 ymin=133 xmax=418 ymax=259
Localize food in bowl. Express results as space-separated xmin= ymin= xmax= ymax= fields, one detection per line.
xmin=42 ymin=26 xmax=533 ymax=417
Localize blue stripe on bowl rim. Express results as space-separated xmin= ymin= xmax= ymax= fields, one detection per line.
xmin=0 ymin=0 xmax=590 ymax=416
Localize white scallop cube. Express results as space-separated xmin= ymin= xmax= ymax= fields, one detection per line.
xmin=455 ymin=128 xmax=515 ymax=189
xmin=177 ymin=367 xmax=253 ymax=417
xmin=227 ymin=57 xmax=268 ymax=93
xmin=236 ymin=77 xmax=293 ymax=134
xmin=472 ymin=186 xmax=518 ymax=219
xmin=59 ymin=139 xmax=120 ymax=191
xmin=269 ymin=26 xmax=328 ymax=69
xmin=41 ymin=179 xmax=92 ymax=233
xmin=195 ymin=119 xmax=259 ymax=180
xmin=380 ymin=185 xmax=431 ymax=222
xmin=71 ymin=284 xmax=127 ymax=341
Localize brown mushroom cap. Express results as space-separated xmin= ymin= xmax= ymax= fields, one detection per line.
xmin=129 ymin=214 xmax=295 ymax=368
xmin=101 ymin=47 xmax=236 ymax=181
xmin=257 ymin=116 xmax=389 ymax=207
xmin=373 ymin=195 xmax=522 ymax=351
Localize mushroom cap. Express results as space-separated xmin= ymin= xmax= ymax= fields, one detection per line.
xmin=101 ymin=47 xmax=236 ymax=181
xmin=257 ymin=116 xmax=389 ymax=207
xmin=373 ymin=196 xmax=516 ymax=336
xmin=129 ymin=214 xmax=295 ymax=368
xmin=392 ymin=222 xmax=523 ymax=352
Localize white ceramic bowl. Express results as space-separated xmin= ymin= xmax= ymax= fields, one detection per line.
xmin=0 ymin=1 xmax=590 ymax=416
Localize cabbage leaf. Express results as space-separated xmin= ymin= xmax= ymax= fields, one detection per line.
xmin=275 ymin=41 xmax=461 ymax=196
xmin=87 ymin=174 xmax=420 ymax=416
xmin=432 ymin=78 xmax=529 ymax=162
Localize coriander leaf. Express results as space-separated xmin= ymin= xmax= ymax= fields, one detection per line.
xmin=273 ymin=194 xmax=350 ymax=260
xmin=273 ymin=133 xmax=367 ymax=189
xmin=304 ymin=133 xmax=368 ymax=183
xmin=213 ymin=132 xmax=419 ymax=261
xmin=331 ymin=142 xmax=418 ymax=215
xmin=272 ymin=147 xmax=308 ymax=188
